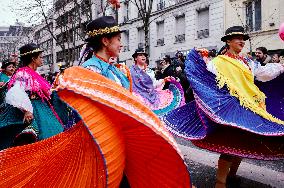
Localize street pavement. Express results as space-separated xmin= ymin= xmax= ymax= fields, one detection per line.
xmin=175 ymin=137 xmax=284 ymax=188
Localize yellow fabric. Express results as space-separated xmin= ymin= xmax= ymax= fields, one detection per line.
xmin=212 ymin=55 xmax=284 ymax=125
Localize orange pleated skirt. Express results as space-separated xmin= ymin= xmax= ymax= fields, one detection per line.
xmin=0 ymin=67 xmax=191 ymax=188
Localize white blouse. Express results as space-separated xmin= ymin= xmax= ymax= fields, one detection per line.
xmin=5 ymin=81 xmax=33 ymax=113
xmin=207 ymin=59 xmax=284 ymax=82
xmin=145 ymin=68 xmax=165 ymax=90
xmin=255 ymin=63 xmax=284 ymax=82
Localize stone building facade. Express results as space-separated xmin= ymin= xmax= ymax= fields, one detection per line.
xmin=0 ymin=23 xmax=32 ymax=62
xmin=117 ymin=0 xmax=225 ymax=67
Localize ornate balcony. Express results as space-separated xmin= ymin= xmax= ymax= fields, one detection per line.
xmin=175 ymin=34 xmax=185 ymax=43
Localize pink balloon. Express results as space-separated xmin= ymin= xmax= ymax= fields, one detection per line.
xmin=279 ymin=22 xmax=284 ymax=41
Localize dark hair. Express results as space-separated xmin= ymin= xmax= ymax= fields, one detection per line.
xmin=1 ymin=60 xmax=15 ymax=69
xmin=163 ymin=55 xmax=171 ymax=63
xmin=178 ymin=55 xmax=185 ymax=63
xmin=209 ymin=49 xmax=217 ymax=58
xmin=146 ymin=59 xmax=149 ymax=66
xmin=83 ymin=32 xmax=120 ymax=62
xmin=280 ymin=50 xmax=284 ymax=57
xmin=218 ymin=45 xmax=229 ymax=55
xmin=20 ymin=52 xmax=42 ymax=67
xmin=256 ymin=47 xmax=268 ymax=55
xmin=273 ymin=53 xmax=280 ymax=58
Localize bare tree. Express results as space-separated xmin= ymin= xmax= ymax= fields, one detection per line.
xmin=11 ymin=0 xmax=94 ymax=67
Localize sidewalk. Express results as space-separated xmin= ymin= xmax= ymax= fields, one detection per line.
xmin=176 ymin=138 xmax=284 ymax=188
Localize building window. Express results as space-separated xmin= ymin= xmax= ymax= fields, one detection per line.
xmin=197 ymin=8 xmax=209 ymax=39
xmin=75 ymin=27 xmax=82 ymax=41
xmin=156 ymin=21 xmax=165 ymax=46
xmin=245 ymin=0 xmax=261 ymax=32
xmin=157 ymin=0 xmax=166 ymax=11
xmin=175 ymin=15 xmax=185 ymax=43
xmin=137 ymin=27 xmax=145 ymax=48
xmin=123 ymin=1 xmax=130 ymax=22
xmin=122 ymin=30 xmax=130 ymax=52
xmin=44 ymin=54 xmax=53 ymax=65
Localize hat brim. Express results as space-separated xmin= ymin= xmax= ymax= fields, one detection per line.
xmin=132 ymin=52 xmax=148 ymax=58
xmin=221 ymin=34 xmax=250 ymax=42
xmin=85 ymin=31 xmax=123 ymax=42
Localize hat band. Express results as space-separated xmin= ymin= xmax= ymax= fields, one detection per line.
xmin=225 ymin=32 xmax=248 ymax=37
xmin=87 ymin=26 xmax=120 ymax=37
xmin=20 ymin=48 xmax=43 ymax=56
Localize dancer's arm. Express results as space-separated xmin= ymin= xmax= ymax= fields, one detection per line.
xmin=255 ymin=63 xmax=284 ymax=82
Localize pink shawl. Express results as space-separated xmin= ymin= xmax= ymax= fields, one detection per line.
xmin=8 ymin=67 xmax=51 ymax=100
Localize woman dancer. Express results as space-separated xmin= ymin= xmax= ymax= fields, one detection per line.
xmin=80 ymin=16 xmax=130 ymax=89
xmin=0 ymin=43 xmax=63 ymax=150
xmin=164 ymin=26 xmax=284 ymax=188
xmin=130 ymin=48 xmax=185 ymax=116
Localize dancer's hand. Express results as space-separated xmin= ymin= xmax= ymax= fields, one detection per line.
xmin=0 ymin=82 xmax=5 ymax=87
xmin=176 ymin=66 xmax=182 ymax=73
xmin=23 ymin=111 xmax=34 ymax=124
xmin=164 ymin=76 xmax=174 ymax=82
xmin=196 ymin=48 xmax=209 ymax=58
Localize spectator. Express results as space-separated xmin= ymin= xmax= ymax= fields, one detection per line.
xmin=281 ymin=58 xmax=284 ymax=64
xmin=0 ymin=60 xmax=16 ymax=86
xmin=272 ymin=53 xmax=281 ymax=63
xmin=156 ymin=57 xmax=175 ymax=80
xmin=255 ymin=47 xmax=272 ymax=66
xmin=9 ymin=54 xmax=19 ymax=67
xmin=172 ymin=52 xmax=193 ymax=102
xmin=157 ymin=55 xmax=193 ymax=102
xmin=172 ymin=51 xmax=185 ymax=70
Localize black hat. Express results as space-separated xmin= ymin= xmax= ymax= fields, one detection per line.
xmin=19 ymin=43 xmax=43 ymax=57
xmin=1 ymin=60 xmax=15 ymax=69
xmin=132 ymin=48 xmax=148 ymax=58
xmin=86 ymin=16 xmax=122 ymax=41
xmin=221 ymin=26 xmax=250 ymax=42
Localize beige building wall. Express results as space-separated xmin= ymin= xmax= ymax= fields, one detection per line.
xmin=225 ymin=0 xmax=284 ymax=53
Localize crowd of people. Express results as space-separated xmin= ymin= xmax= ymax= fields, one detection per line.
xmin=0 ymin=15 xmax=283 ymax=188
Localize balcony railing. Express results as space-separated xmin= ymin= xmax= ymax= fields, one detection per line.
xmin=157 ymin=38 xmax=165 ymax=46
xmin=175 ymin=34 xmax=185 ymax=43
xmin=157 ymin=1 xmax=166 ymax=11
xmin=197 ymin=29 xmax=209 ymax=39
xmin=175 ymin=0 xmax=187 ymax=3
